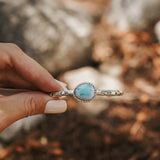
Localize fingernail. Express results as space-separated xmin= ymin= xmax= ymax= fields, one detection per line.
xmin=44 ymin=100 xmax=67 ymax=113
xmin=56 ymin=80 xmax=68 ymax=91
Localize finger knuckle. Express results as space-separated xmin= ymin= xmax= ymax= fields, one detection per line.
xmin=8 ymin=43 xmax=19 ymax=49
xmin=7 ymin=43 xmax=23 ymax=56
xmin=0 ymin=51 xmax=13 ymax=70
xmin=24 ymin=96 xmax=37 ymax=117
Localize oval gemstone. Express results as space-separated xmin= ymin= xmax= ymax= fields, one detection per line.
xmin=74 ymin=83 xmax=95 ymax=101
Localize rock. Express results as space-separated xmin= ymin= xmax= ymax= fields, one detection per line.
xmin=105 ymin=0 xmax=160 ymax=30
xmin=155 ymin=21 xmax=160 ymax=41
xmin=61 ymin=66 xmax=124 ymax=90
xmin=60 ymin=66 xmax=124 ymax=115
xmin=0 ymin=0 xmax=93 ymax=74
xmin=62 ymin=0 xmax=110 ymax=18
xmin=0 ymin=115 xmax=45 ymax=142
xmin=77 ymin=99 xmax=109 ymax=116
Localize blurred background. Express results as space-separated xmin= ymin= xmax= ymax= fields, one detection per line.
xmin=0 ymin=0 xmax=160 ymax=159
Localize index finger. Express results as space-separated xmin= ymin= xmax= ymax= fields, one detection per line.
xmin=6 ymin=43 xmax=63 ymax=92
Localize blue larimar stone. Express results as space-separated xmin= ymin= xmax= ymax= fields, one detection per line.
xmin=74 ymin=83 xmax=95 ymax=101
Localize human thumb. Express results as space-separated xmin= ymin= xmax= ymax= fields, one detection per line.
xmin=0 ymin=91 xmax=67 ymax=132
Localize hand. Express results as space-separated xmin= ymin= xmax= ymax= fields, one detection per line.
xmin=0 ymin=43 xmax=67 ymax=132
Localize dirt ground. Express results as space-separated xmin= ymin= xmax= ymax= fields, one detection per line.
xmin=1 ymin=101 xmax=160 ymax=160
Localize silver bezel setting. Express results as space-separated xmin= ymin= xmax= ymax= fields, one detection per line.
xmin=73 ymin=82 xmax=96 ymax=102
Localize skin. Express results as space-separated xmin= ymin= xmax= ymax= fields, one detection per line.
xmin=0 ymin=43 xmax=64 ymax=132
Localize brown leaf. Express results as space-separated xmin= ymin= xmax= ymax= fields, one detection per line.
xmin=48 ymin=148 xmax=63 ymax=155
xmin=139 ymin=93 xmax=150 ymax=103
xmin=0 ymin=146 xmax=13 ymax=159
xmin=108 ymin=105 xmax=135 ymax=120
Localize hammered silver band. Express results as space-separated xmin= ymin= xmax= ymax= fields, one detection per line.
xmin=50 ymin=90 xmax=123 ymax=97
xmin=49 ymin=82 xmax=123 ymax=102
